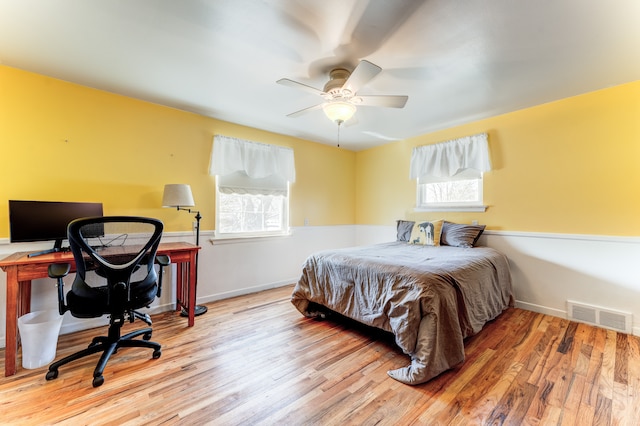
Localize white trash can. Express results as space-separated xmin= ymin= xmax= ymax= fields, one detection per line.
xmin=18 ymin=310 xmax=63 ymax=369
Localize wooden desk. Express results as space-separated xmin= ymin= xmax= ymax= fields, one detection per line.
xmin=0 ymin=241 xmax=200 ymax=377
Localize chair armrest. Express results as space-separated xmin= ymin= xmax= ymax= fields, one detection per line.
xmin=155 ymin=254 xmax=171 ymax=297
xmin=155 ymin=254 xmax=170 ymax=267
xmin=48 ymin=263 xmax=71 ymax=315
xmin=48 ymin=263 xmax=71 ymax=278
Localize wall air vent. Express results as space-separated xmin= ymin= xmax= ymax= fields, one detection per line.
xmin=567 ymin=301 xmax=632 ymax=334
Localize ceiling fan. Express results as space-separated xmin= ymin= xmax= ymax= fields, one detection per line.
xmin=277 ymin=60 xmax=408 ymax=125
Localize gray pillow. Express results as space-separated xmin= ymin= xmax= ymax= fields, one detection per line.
xmin=396 ymin=220 xmax=415 ymax=242
xmin=441 ymin=221 xmax=486 ymax=248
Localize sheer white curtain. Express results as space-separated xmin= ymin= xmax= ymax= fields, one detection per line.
xmin=409 ymin=133 xmax=491 ymax=182
xmin=209 ymin=135 xmax=296 ymax=195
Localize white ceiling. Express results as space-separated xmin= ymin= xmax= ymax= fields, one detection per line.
xmin=1 ymin=0 xmax=639 ymax=151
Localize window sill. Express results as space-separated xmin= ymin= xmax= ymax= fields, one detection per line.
xmin=208 ymin=231 xmax=292 ymax=245
xmin=414 ymin=205 xmax=488 ymax=212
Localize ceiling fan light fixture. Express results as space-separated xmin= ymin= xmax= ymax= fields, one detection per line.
xmin=323 ymin=102 xmax=356 ymax=124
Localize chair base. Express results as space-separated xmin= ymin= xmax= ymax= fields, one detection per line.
xmin=45 ymin=325 xmax=161 ymax=387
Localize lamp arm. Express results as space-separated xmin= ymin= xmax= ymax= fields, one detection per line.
xmin=175 ymin=207 xmax=201 ymax=246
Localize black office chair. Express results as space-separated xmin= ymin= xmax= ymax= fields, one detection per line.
xmin=45 ymin=216 xmax=170 ymax=387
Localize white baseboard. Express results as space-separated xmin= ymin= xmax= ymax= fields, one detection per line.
xmin=200 ymin=279 xmax=296 ymax=303
xmin=514 ymin=300 xmax=566 ymax=319
xmin=3 ymin=225 xmax=640 ymax=349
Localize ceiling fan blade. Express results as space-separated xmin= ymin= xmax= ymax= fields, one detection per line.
xmin=277 ymin=78 xmax=325 ymax=96
xmin=357 ymin=95 xmax=408 ymax=108
xmin=306 ymin=1 xmax=425 ymax=79
xmin=362 ymin=130 xmax=402 ymax=141
xmin=286 ymin=103 xmax=325 ymax=118
xmin=342 ymin=60 xmax=382 ymax=94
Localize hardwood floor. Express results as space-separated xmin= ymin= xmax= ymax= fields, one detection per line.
xmin=1 ymin=285 xmax=639 ymax=425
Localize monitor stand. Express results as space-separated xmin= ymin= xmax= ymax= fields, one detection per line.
xmin=28 ymin=238 xmax=65 ymax=258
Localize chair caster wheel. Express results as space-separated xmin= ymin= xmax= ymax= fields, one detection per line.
xmin=93 ymin=375 xmax=104 ymax=387
xmin=143 ymin=332 xmax=152 ymax=340
xmin=45 ymin=370 xmax=58 ymax=381
xmin=152 ymin=349 xmax=161 ymax=359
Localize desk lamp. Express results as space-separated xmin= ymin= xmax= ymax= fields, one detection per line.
xmin=162 ymin=184 xmax=207 ymax=316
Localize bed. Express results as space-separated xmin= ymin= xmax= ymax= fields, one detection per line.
xmin=291 ymin=222 xmax=513 ymax=385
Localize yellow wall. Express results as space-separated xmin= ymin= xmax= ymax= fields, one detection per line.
xmin=0 ymin=66 xmax=355 ymax=237
xmin=3 ymin=65 xmax=638 ymax=238
xmin=355 ymin=80 xmax=640 ymax=236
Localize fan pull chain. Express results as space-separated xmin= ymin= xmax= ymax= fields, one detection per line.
xmin=336 ymin=120 xmax=343 ymax=148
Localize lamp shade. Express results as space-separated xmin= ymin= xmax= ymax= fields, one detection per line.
xmin=162 ymin=184 xmax=195 ymax=207
xmin=323 ymin=102 xmax=356 ymax=123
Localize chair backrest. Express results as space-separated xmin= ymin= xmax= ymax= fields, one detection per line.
xmin=67 ymin=216 xmax=164 ymax=307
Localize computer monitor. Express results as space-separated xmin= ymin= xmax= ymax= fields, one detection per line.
xmin=9 ymin=200 xmax=104 ymax=256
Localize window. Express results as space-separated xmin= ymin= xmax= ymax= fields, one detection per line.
xmin=218 ymin=193 xmax=285 ymax=233
xmin=216 ymin=176 xmax=289 ymax=235
xmin=410 ymin=133 xmax=491 ymax=212
xmin=210 ymin=135 xmax=295 ymax=237
xmin=416 ymin=177 xmax=484 ymax=210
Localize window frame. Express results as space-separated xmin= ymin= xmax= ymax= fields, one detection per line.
xmin=214 ymin=177 xmax=291 ymax=238
xmin=415 ymin=176 xmax=487 ymax=212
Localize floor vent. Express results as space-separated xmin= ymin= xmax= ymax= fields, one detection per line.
xmin=567 ymin=301 xmax=632 ymax=334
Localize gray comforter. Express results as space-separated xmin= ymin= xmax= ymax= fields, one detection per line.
xmin=291 ymin=242 xmax=513 ymax=385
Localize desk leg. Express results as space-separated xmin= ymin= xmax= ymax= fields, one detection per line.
xmin=175 ymin=261 xmax=195 ymax=327
xmin=19 ymin=280 xmax=31 ymax=315
xmin=187 ymin=256 xmax=196 ymax=327
xmin=4 ymin=268 xmax=29 ymax=377
xmin=175 ymin=263 xmax=184 ymax=313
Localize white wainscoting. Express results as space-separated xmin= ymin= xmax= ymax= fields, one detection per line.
xmin=199 ymin=225 xmax=357 ymax=302
xmin=355 ymin=225 xmax=640 ymax=336
xmin=2 ymin=225 xmax=639 ymax=348
xmin=482 ymin=230 xmax=640 ymax=336
xmin=0 ymin=225 xmax=359 ymax=348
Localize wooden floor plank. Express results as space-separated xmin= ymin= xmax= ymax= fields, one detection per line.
xmin=1 ymin=285 xmax=639 ymax=425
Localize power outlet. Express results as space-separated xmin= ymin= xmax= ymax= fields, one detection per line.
xmin=471 ymin=220 xmax=479 ymax=225
xmin=304 ymin=218 xmax=309 ymax=226
xmin=192 ymin=221 xmax=198 ymax=231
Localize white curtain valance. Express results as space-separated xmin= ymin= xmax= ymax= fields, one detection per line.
xmin=209 ymin=135 xmax=296 ymax=181
xmin=209 ymin=135 xmax=295 ymax=196
xmin=409 ymin=133 xmax=491 ymax=182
